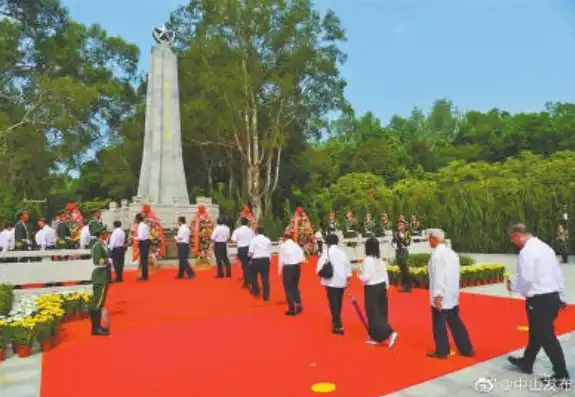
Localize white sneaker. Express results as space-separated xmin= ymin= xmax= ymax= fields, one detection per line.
xmin=388 ymin=332 xmax=398 ymax=349
xmin=365 ymin=338 xmax=379 ymax=345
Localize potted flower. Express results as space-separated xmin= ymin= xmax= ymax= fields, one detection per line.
xmin=0 ymin=319 xmax=5 ymax=361
xmin=34 ymin=315 xmax=53 ymax=352
xmin=9 ymin=319 xmax=36 ymax=357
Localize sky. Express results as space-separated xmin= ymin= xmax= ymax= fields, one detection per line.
xmin=62 ymin=0 xmax=575 ymax=124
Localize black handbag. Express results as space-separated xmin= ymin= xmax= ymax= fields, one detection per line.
xmin=318 ymin=248 xmax=334 ymax=279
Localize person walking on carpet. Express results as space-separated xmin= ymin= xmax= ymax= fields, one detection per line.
xmin=175 ymin=216 xmax=195 ymax=280
xmin=211 ymin=217 xmax=231 ymax=278
xmin=316 ymin=233 xmax=351 ymax=335
xmin=426 ymin=229 xmax=474 ymax=359
xmin=278 ymin=232 xmax=305 ymax=316
xmin=248 ymin=226 xmax=273 ymax=301
xmin=231 ymin=218 xmax=254 ymax=288
xmin=108 ymin=220 xmax=126 ymax=283
xmin=357 ymin=237 xmax=398 ymax=347
xmin=507 ymin=223 xmax=570 ymax=389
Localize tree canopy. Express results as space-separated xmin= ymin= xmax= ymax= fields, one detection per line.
xmin=1 ymin=0 xmax=574 ymax=251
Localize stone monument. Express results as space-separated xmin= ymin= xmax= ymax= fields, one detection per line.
xmin=101 ymin=26 xmax=219 ymax=229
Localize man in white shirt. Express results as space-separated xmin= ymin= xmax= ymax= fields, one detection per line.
xmin=0 ymin=222 xmax=15 ymax=252
xmin=316 ymin=233 xmax=352 ymax=335
xmin=314 ymin=229 xmax=323 ymax=255
xmin=108 ymin=221 xmax=126 ymax=283
xmin=507 ymin=224 xmax=570 ymax=389
xmin=135 ymin=214 xmax=151 ymax=282
xmin=175 ymin=216 xmax=195 ymax=279
xmin=427 ymin=229 xmax=474 ymax=359
xmin=35 ymin=218 xmax=57 ymax=250
xmin=211 ymin=217 xmax=231 ymax=278
xmin=248 ymin=226 xmax=273 ymax=301
xmin=279 ymin=232 xmax=306 ymax=315
xmin=232 ymin=218 xmax=255 ymax=288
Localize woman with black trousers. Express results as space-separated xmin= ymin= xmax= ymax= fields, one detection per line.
xmin=316 ymin=233 xmax=351 ymax=335
xmin=392 ymin=221 xmax=411 ymax=292
xmin=358 ymin=237 xmax=398 ymax=347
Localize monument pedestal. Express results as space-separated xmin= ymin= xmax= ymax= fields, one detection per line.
xmin=101 ymin=196 xmax=219 ymax=231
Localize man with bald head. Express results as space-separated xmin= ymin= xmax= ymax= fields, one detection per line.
xmin=507 ymin=223 xmax=570 ymax=389
xmin=426 ymin=229 xmax=474 ymax=359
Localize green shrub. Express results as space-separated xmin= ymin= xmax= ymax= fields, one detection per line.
xmin=0 ymin=284 xmax=15 ymax=316
xmin=389 ymin=253 xmax=475 ymax=268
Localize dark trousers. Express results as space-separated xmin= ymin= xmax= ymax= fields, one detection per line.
xmin=176 ymin=243 xmax=195 ymax=278
xmin=282 ymin=265 xmax=302 ymax=310
xmin=317 ymin=241 xmax=323 ymax=255
xmin=431 ymin=305 xmax=473 ymax=356
xmin=326 ymin=286 xmax=344 ymax=330
xmin=214 ymin=242 xmax=231 ymax=277
xmin=365 ymin=282 xmax=393 ymax=342
xmin=111 ymin=247 xmax=125 ymax=281
xmin=138 ymin=240 xmax=150 ymax=280
xmin=396 ymin=249 xmax=411 ymax=288
xmin=237 ymin=246 xmax=250 ymax=285
xmin=522 ymin=292 xmax=569 ymax=378
xmin=250 ymin=257 xmax=270 ymax=300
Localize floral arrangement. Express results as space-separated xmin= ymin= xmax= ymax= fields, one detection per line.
xmin=285 ymin=207 xmax=315 ymax=254
xmin=387 ymin=263 xmax=506 ymax=289
xmin=0 ymin=288 xmax=92 ymax=359
xmin=192 ymin=204 xmax=214 ymax=267
xmin=66 ymin=202 xmax=84 ymax=243
xmin=236 ymin=205 xmax=257 ymax=229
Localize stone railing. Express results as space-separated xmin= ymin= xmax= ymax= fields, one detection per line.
xmin=0 ymin=236 xmax=448 ymax=285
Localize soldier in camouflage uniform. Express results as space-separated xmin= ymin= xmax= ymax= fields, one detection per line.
xmin=87 ymin=209 xmax=103 ymax=248
xmin=14 ymin=210 xmax=31 ymax=261
xmin=557 ymin=223 xmax=569 ymax=264
xmin=89 ymin=225 xmax=111 ymax=336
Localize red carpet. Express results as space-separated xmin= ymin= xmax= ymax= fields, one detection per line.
xmin=41 ymin=258 xmax=575 ymax=397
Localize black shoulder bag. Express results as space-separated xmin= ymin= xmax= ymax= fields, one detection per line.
xmin=318 ymin=246 xmax=334 ymax=279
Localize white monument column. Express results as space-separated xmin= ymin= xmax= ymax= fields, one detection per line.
xmin=137 ymin=26 xmax=189 ymax=205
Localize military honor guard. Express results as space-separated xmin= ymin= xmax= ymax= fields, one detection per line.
xmin=392 ymin=221 xmax=412 ymax=292
xmin=108 ymin=220 xmax=127 ymax=283
xmin=427 ymin=229 xmax=474 ymax=359
xmin=56 ymin=210 xmax=72 ymax=249
xmin=556 ymin=223 xmax=569 ymax=264
xmin=231 ymin=218 xmax=255 ymax=288
xmin=87 ymin=209 xmax=103 ymax=248
xmin=89 ymin=225 xmax=111 ymax=336
xmin=14 ymin=210 xmax=31 ymax=255
xmin=507 ymin=224 xmax=570 ymax=389
xmin=211 ymin=217 xmax=231 ymax=278
xmin=278 ymin=232 xmax=305 ymax=315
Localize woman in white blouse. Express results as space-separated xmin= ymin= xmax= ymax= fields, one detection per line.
xmin=358 ymin=237 xmax=398 ymax=347
xmin=316 ymin=233 xmax=351 ymax=335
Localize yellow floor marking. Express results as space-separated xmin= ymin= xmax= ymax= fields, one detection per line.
xmin=311 ymin=382 xmax=336 ymax=393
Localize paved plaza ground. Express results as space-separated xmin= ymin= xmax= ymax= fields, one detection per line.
xmin=0 ymin=253 xmax=573 ymax=397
